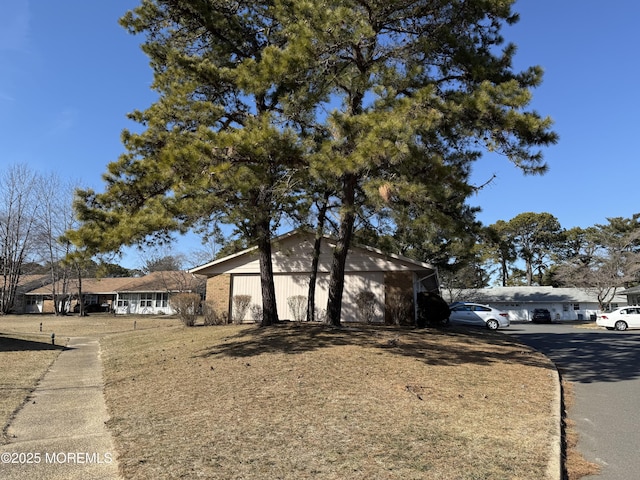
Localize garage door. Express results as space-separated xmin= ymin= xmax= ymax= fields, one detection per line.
xmin=230 ymin=272 xmax=383 ymax=323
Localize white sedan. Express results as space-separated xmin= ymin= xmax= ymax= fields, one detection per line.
xmin=448 ymin=302 xmax=510 ymax=330
xmin=596 ymin=306 xmax=640 ymax=331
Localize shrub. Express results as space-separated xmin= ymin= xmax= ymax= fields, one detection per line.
xmin=232 ymin=295 xmax=252 ymax=324
xmin=202 ymin=300 xmax=226 ymax=326
xmin=287 ymin=295 xmax=307 ymax=322
xmin=171 ymin=293 xmax=200 ymax=327
xmin=249 ymin=304 xmax=263 ymax=324
xmin=388 ymin=292 xmax=413 ymax=326
xmin=416 ymin=291 xmax=450 ymax=328
xmin=355 ymin=290 xmax=377 ymax=324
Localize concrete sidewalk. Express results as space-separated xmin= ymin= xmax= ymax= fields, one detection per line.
xmin=1 ymin=337 xmax=121 ymax=479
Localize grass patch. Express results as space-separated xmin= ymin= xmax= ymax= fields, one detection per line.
xmin=0 ymin=331 xmax=63 ymax=442
xmin=0 ymin=314 xmax=181 ymax=443
xmin=101 ymin=323 xmax=558 ymax=479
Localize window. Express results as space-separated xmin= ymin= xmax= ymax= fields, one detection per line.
xmin=117 ymin=300 xmax=128 ymax=307
xmin=156 ymin=293 xmax=168 ymax=308
xmin=573 ymin=303 xmax=580 ymax=310
xmin=84 ymin=294 xmax=98 ymax=305
xmin=26 ymin=296 xmax=41 ymax=306
xmin=452 ymin=305 xmax=472 ymax=312
xmin=140 ymin=293 xmax=154 ymax=307
xmin=473 ymin=305 xmax=491 ymax=312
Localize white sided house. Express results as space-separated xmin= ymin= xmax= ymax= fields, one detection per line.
xmin=190 ymin=231 xmax=439 ymax=324
xmin=443 ymin=286 xmax=628 ymax=322
xmin=23 ymin=271 xmax=205 ymax=315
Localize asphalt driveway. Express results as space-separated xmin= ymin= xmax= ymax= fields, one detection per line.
xmin=503 ymin=322 xmax=640 ymax=480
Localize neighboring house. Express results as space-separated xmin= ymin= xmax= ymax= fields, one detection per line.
xmin=12 ymin=275 xmax=53 ymax=314
xmin=442 ymin=286 xmax=628 ymax=322
xmin=23 ymin=271 xmax=205 ymax=315
xmin=113 ymin=271 xmax=206 ymax=315
xmin=189 ymin=231 xmax=439 ymax=324
xmin=620 ymin=285 xmax=640 ymax=306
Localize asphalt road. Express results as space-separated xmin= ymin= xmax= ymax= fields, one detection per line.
xmin=502 ymin=322 xmax=640 ymax=480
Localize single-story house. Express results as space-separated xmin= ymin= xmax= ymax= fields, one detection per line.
xmin=442 ymin=286 xmax=628 ymax=321
xmin=189 ymin=231 xmax=439 ymax=324
xmin=23 ymin=271 xmax=205 ymax=315
xmin=619 ymin=285 xmax=640 ymax=305
xmin=113 ymin=271 xmax=206 ymax=315
xmin=11 ymin=275 xmax=53 ymax=313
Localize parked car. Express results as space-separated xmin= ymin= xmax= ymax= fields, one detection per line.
xmin=448 ymin=302 xmax=510 ymax=330
xmin=596 ymin=306 xmax=640 ymax=331
xmin=531 ymin=308 xmax=552 ymax=323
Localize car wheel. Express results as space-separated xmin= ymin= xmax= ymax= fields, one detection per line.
xmin=486 ymin=319 xmax=499 ymax=330
xmin=615 ymin=320 xmax=628 ymax=331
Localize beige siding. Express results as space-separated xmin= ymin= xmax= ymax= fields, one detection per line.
xmin=231 ymin=274 xmax=330 ymax=322
xmin=230 ymin=272 xmax=383 ymax=323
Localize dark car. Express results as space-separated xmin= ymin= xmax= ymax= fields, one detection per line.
xmin=531 ymin=308 xmax=552 ymax=323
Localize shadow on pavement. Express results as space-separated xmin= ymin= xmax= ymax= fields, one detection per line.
xmin=506 ymin=329 xmax=640 ymax=384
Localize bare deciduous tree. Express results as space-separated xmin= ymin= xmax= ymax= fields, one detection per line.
xmin=556 ymin=218 xmax=640 ymax=310
xmin=0 ymin=165 xmax=38 ymax=314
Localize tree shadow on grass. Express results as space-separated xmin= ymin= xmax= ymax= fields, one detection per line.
xmin=0 ymin=334 xmax=67 ymax=352
xmin=196 ymin=323 xmax=554 ymax=371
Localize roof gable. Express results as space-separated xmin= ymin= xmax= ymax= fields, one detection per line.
xmin=190 ymin=231 xmax=434 ymax=276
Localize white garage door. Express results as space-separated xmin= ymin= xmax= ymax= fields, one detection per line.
xmin=230 ymin=272 xmax=383 ymax=323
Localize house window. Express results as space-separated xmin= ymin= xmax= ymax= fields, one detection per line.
xmin=140 ymin=293 xmax=154 ymax=307
xmin=26 ymin=296 xmax=41 ymax=306
xmin=84 ymin=294 xmax=98 ymax=305
xmin=117 ymin=300 xmax=128 ymax=308
xmin=156 ymin=293 xmax=168 ymax=308
xmin=573 ymin=303 xmax=580 ymax=310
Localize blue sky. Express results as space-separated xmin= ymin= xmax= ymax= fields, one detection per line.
xmin=1 ymin=1 xmax=638 ymax=268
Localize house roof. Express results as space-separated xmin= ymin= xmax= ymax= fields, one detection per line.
xmin=16 ymin=275 xmax=52 ymax=293
xmin=190 ymin=230 xmax=435 ymax=276
xmin=115 ymin=271 xmax=205 ymax=293
xmin=25 ymin=271 xmax=205 ymax=296
xmin=620 ymin=285 xmax=640 ymax=295
xmin=445 ymin=286 xmax=628 ymax=304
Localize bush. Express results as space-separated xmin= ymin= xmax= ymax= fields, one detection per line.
xmin=249 ymin=304 xmax=263 ymax=324
xmin=202 ymin=300 xmax=226 ymax=326
xmin=171 ymin=293 xmax=200 ymax=327
xmin=355 ymin=290 xmax=377 ymax=324
xmin=287 ymin=295 xmax=307 ymax=322
xmin=416 ymin=292 xmax=450 ymax=328
xmin=388 ymin=292 xmax=413 ymax=325
xmin=232 ymin=295 xmax=252 ymax=324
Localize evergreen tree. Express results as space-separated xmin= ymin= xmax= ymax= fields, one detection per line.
xmin=67 ymin=0 xmax=556 ymax=327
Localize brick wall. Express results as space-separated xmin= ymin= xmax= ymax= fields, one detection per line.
xmin=206 ymin=275 xmax=231 ymax=316
xmin=384 ymin=271 xmax=415 ymax=325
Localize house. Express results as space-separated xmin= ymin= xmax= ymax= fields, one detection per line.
xmin=619 ymin=285 xmax=640 ymax=306
xmin=442 ymin=286 xmax=628 ymax=321
xmin=189 ymin=231 xmax=439 ymax=324
xmin=23 ymin=271 xmax=205 ymax=315
xmin=113 ymin=271 xmax=206 ymax=315
xmin=12 ymin=275 xmax=53 ymax=313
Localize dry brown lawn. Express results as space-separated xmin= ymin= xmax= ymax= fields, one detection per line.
xmin=0 ymin=314 xmax=181 ymax=443
xmin=101 ymin=321 xmax=558 ymax=480
xmin=1 ymin=315 xmax=566 ymax=479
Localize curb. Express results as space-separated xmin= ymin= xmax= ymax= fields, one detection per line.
xmin=546 ymin=365 xmax=563 ymax=480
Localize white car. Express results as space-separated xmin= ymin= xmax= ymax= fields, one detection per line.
xmin=596 ymin=306 xmax=640 ymax=331
xmin=448 ymin=302 xmax=510 ymax=330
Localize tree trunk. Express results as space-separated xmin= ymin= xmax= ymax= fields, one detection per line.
xmin=326 ymin=174 xmax=357 ymax=326
xmin=256 ymin=218 xmax=279 ymax=326
xmin=307 ymin=192 xmax=330 ymax=323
